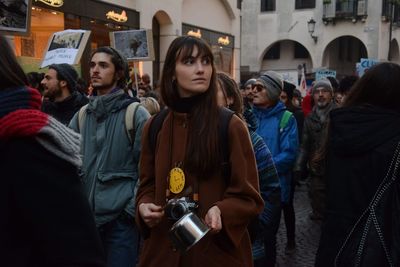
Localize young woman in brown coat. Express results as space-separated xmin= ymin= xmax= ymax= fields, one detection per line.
xmin=136 ymin=36 xmax=264 ymax=267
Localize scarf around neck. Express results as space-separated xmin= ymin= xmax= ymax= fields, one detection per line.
xmin=0 ymin=86 xmax=82 ymax=168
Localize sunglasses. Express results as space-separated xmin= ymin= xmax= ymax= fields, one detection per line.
xmin=251 ymin=84 xmax=265 ymax=92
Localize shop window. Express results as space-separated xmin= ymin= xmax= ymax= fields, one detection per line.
xmin=295 ymin=0 xmax=315 ymax=9
xmin=89 ymin=20 xmax=129 ymax=50
xmin=65 ymin=14 xmax=80 ymax=29
xmin=212 ymin=46 xmax=232 ymax=74
xmin=13 ymin=7 xmax=65 ymax=72
xmin=261 ymin=0 xmax=275 ymax=12
xmin=264 ymin=43 xmax=280 ymax=60
xmin=21 ymin=38 xmax=35 ymax=57
xmin=294 ymin=43 xmax=309 ymax=59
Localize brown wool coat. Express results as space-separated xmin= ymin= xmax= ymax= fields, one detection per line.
xmin=136 ymin=112 xmax=264 ymax=267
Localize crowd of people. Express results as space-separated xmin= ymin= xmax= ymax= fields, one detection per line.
xmin=1 ymin=32 xmax=400 ymax=267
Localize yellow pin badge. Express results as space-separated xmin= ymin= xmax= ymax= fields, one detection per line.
xmin=169 ymin=167 xmax=185 ymax=194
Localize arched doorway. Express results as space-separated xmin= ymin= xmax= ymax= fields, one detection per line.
xmin=257 ymin=40 xmax=312 ymax=85
xmin=322 ymin=36 xmax=367 ymax=78
xmin=152 ymin=10 xmax=173 ymax=85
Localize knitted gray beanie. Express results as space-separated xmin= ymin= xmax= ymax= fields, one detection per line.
xmin=312 ymin=79 xmax=333 ymax=94
xmin=257 ymin=71 xmax=283 ymax=104
xmin=244 ymin=78 xmax=257 ymax=88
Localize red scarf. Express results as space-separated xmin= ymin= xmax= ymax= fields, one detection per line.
xmin=0 ymin=87 xmax=48 ymax=139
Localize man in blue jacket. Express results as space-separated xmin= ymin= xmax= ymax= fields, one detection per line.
xmin=252 ymin=71 xmax=299 ymax=266
xmin=69 ymin=47 xmax=150 ymax=267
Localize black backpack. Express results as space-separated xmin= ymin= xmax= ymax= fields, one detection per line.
xmin=148 ymin=107 xmax=234 ymax=180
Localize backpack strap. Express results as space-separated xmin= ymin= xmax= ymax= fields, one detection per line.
xmin=279 ymin=110 xmax=293 ymax=132
xmin=148 ymin=107 xmax=234 ymax=181
xmin=219 ymin=108 xmax=235 ymax=181
xmin=149 ymin=108 xmax=170 ymax=154
xmin=77 ymin=104 xmax=88 ymax=133
xmin=125 ymin=101 xmax=141 ymax=145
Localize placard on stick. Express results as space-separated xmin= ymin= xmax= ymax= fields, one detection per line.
xmin=110 ymin=29 xmax=154 ymax=61
xmin=40 ymin=29 xmax=91 ymax=68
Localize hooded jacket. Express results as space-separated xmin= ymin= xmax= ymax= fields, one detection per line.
xmin=244 ymin=108 xmax=281 ymax=259
xmin=69 ymin=89 xmax=150 ymax=226
xmin=315 ymin=104 xmax=400 ymax=267
xmin=253 ymin=101 xmax=299 ymax=203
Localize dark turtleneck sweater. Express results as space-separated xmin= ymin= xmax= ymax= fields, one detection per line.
xmin=168 ymin=93 xmax=205 ymax=114
xmin=42 ymin=91 xmax=88 ymax=125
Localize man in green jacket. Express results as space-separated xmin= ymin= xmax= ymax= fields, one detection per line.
xmin=69 ymin=47 xmax=150 ymax=267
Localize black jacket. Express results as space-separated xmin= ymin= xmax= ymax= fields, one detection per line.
xmin=42 ymin=91 xmax=88 ymax=125
xmin=0 ymin=138 xmax=105 ymax=267
xmin=315 ymin=104 xmax=400 ymax=267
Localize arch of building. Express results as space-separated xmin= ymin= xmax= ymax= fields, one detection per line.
xmin=258 ymin=39 xmax=315 ymax=73
xmin=144 ymin=0 xmax=239 ymax=80
xmin=321 ymin=35 xmax=368 ymax=77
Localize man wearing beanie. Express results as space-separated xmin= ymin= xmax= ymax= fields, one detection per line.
xmin=41 ymin=63 xmax=88 ymax=125
xmin=252 ymin=71 xmax=299 ymax=266
xmin=242 ymin=78 xmax=256 ymax=104
xmin=294 ymin=78 xmax=336 ymax=221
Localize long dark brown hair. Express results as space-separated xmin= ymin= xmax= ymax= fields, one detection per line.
xmin=0 ymin=35 xmax=28 ymax=89
xmin=161 ymin=36 xmax=220 ymax=177
xmin=342 ymin=62 xmax=400 ymax=113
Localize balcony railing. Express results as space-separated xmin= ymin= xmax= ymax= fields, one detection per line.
xmin=382 ymin=0 xmax=400 ymax=25
xmin=323 ymin=0 xmax=368 ymax=21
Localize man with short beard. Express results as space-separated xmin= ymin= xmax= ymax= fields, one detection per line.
xmin=41 ymin=63 xmax=88 ymax=125
xmin=294 ymin=79 xmax=336 ymax=221
xmin=69 ymin=47 xmax=150 ymax=267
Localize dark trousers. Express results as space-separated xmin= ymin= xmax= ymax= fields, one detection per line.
xmin=309 ymin=175 xmax=326 ymax=217
xmin=98 ymin=214 xmax=140 ymax=267
xmin=283 ymin=176 xmax=296 ymax=244
xmin=262 ymin=203 xmax=282 ymax=267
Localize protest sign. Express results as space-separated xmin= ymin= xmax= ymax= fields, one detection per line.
xmin=356 ymin=58 xmax=379 ymax=77
xmin=40 ymin=29 xmax=91 ymax=68
xmin=0 ymin=0 xmax=32 ymax=36
xmin=110 ymin=29 xmax=154 ymax=61
xmin=277 ymin=70 xmax=299 ymax=87
xmin=316 ymin=69 xmax=336 ymax=81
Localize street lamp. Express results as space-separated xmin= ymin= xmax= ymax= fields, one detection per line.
xmin=307 ymin=18 xmax=318 ymax=43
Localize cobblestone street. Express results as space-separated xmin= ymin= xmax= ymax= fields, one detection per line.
xmin=276 ymin=183 xmax=321 ymax=267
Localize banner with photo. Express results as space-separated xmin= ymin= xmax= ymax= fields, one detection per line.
xmin=0 ymin=0 xmax=32 ymax=36
xmin=40 ymin=29 xmax=91 ymax=68
xmin=110 ymin=29 xmax=155 ymax=61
